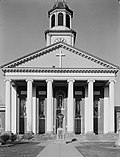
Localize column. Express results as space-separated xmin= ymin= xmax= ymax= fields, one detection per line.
xmin=104 ymin=86 xmax=109 ymax=134
xmin=56 ymin=12 xmax=58 ymax=26
xmin=26 ymin=79 xmax=33 ymax=133
xmin=5 ymin=79 xmax=11 ymax=132
xmin=63 ymin=12 xmax=66 ymax=26
xmin=46 ymin=79 xmax=53 ymax=133
xmin=49 ymin=15 xmax=51 ymax=29
xmin=109 ymin=80 xmax=116 ymax=133
xmin=84 ymin=86 xmax=88 ymax=134
xmin=16 ymin=95 xmax=19 ymax=134
xmin=32 ymin=86 xmax=37 ymax=134
xmin=46 ymin=34 xmax=51 ymax=46
xmin=87 ymin=79 xmax=95 ymax=133
xmin=67 ymin=79 xmax=75 ymax=133
xmin=11 ymin=84 xmax=17 ymax=134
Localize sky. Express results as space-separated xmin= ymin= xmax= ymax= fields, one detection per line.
xmin=0 ymin=0 xmax=120 ymax=105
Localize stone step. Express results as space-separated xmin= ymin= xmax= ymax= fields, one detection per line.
xmin=30 ymin=133 xmax=118 ymax=143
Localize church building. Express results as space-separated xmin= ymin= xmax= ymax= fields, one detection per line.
xmin=1 ymin=1 xmax=120 ymax=135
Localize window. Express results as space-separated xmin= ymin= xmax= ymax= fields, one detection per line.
xmin=51 ymin=14 xmax=55 ymax=28
xmin=66 ymin=14 xmax=70 ymax=28
xmin=58 ymin=13 xmax=63 ymax=26
xmin=39 ymin=98 xmax=45 ymax=117
xmin=75 ymin=99 xmax=81 ymax=118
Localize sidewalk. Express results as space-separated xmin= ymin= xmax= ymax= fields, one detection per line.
xmin=36 ymin=141 xmax=83 ymax=157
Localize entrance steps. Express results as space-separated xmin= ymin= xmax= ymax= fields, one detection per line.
xmin=30 ymin=133 xmax=118 ymax=144
xmin=31 ymin=134 xmax=56 ymax=142
xmin=75 ymin=133 xmax=118 ymax=143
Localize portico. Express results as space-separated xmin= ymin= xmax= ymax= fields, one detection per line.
xmin=4 ymin=74 xmax=116 ymax=135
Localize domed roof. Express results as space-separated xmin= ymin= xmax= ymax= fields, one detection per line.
xmin=48 ymin=0 xmax=73 ymax=17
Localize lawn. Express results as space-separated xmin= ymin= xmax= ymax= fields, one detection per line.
xmin=76 ymin=142 xmax=120 ymax=157
xmin=0 ymin=142 xmax=45 ymax=157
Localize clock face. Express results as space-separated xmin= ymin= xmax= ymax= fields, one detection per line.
xmin=54 ymin=38 xmax=67 ymax=44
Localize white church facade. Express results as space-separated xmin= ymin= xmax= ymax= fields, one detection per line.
xmin=1 ymin=1 xmax=119 ymax=135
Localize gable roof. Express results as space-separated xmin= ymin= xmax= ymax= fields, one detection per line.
xmin=1 ymin=42 xmax=119 ymax=72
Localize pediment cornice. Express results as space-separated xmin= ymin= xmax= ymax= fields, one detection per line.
xmin=1 ymin=42 xmax=119 ymax=70
xmin=2 ymin=67 xmax=119 ymax=74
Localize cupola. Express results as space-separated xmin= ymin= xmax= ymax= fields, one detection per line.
xmin=45 ymin=0 xmax=76 ymax=46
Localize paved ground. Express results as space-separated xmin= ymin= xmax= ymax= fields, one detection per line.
xmin=36 ymin=141 xmax=83 ymax=157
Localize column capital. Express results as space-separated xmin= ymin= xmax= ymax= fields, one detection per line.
xmin=67 ymin=79 xmax=75 ymax=83
xmin=87 ymin=79 xmax=95 ymax=83
xmin=11 ymin=82 xmax=17 ymax=87
xmin=26 ymin=79 xmax=33 ymax=83
xmin=4 ymin=79 xmax=11 ymax=83
xmin=109 ymin=79 xmax=116 ymax=84
xmin=46 ymin=79 xmax=53 ymax=83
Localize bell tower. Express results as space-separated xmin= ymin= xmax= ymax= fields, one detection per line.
xmin=45 ymin=0 xmax=76 ymax=46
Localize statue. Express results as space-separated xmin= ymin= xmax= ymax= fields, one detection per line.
xmin=57 ymin=113 xmax=64 ymax=128
xmin=57 ymin=113 xmax=65 ymax=140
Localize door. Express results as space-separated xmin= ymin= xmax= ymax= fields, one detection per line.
xmin=39 ymin=97 xmax=45 ymax=134
xmin=94 ymin=97 xmax=100 ymax=134
xmin=19 ymin=97 xmax=26 ymax=134
xmin=74 ymin=98 xmax=81 ymax=134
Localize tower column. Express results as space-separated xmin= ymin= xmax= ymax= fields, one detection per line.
xmin=67 ymin=79 xmax=75 ymax=133
xmin=63 ymin=12 xmax=66 ymax=26
xmin=87 ymin=79 xmax=95 ymax=134
xmin=46 ymin=79 xmax=53 ymax=133
xmin=5 ymin=79 xmax=11 ymax=132
xmin=109 ymin=80 xmax=115 ymax=133
xmin=56 ymin=12 xmax=58 ymax=26
xmin=26 ymin=79 xmax=33 ymax=133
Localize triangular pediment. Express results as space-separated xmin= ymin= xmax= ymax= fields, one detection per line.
xmin=1 ymin=42 xmax=119 ymax=71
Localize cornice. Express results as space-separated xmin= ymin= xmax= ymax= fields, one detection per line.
xmin=2 ymin=68 xmax=119 ymax=74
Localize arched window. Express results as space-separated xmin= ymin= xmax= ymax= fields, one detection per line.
xmin=58 ymin=13 xmax=63 ymax=26
xmin=51 ymin=14 xmax=55 ymax=28
xmin=66 ymin=14 xmax=70 ymax=28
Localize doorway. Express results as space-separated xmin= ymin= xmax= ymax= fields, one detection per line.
xmin=19 ymin=97 xmax=26 ymax=134
xmin=74 ymin=98 xmax=82 ymax=134
xmin=56 ymin=90 xmax=66 ymax=133
xmin=94 ymin=97 xmax=100 ymax=134
xmin=38 ymin=96 xmax=46 ymax=134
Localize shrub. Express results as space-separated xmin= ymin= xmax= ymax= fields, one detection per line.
xmin=0 ymin=132 xmax=17 ymax=144
xmin=0 ymin=133 xmax=10 ymax=142
xmin=10 ymin=133 xmax=17 ymax=142
xmin=23 ymin=132 xmax=34 ymax=140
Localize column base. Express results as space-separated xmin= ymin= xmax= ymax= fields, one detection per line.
xmin=85 ymin=131 xmax=95 ymax=136
xmin=46 ymin=131 xmax=53 ymax=135
xmin=25 ymin=131 xmax=33 ymax=134
xmin=107 ymin=131 xmax=115 ymax=135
